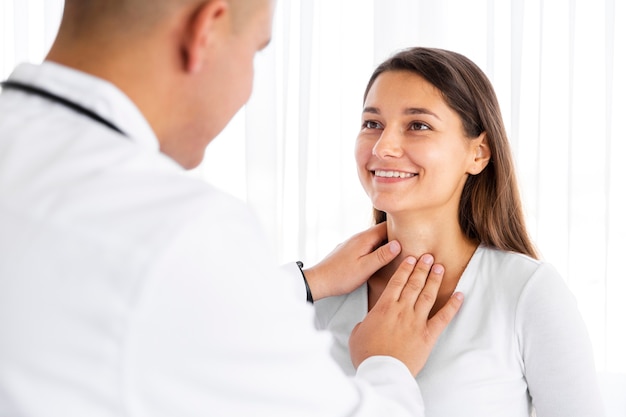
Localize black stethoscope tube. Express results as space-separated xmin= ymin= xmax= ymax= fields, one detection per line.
xmin=1 ymin=80 xmax=126 ymax=136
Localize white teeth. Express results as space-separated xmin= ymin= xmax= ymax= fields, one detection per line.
xmin=374 ymin=170 xmax=417 ymax=178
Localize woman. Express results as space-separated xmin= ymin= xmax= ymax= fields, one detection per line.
xmin=314 ymin=47 xmax=605 ymax=416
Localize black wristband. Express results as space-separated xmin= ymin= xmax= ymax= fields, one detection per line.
xmin=296 ymin=261 xmax=314 ymax=304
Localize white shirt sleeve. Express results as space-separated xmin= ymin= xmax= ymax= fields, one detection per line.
xmin=516 ymin=263 xmax=606 ymax=416
xmin=124 ymin=198 xmax=424 ymax=417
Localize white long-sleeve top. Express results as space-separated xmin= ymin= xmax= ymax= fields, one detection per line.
xmin=315 ymin=245 xmax=606 ymax=417
xmin=0 ymin=62 xmax=425 ymax=417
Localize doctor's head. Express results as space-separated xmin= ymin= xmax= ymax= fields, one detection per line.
xmin=49 ymin=0 xmax=275 ymax=169
xmin=356 ymin=47 xmax=537 ymax=258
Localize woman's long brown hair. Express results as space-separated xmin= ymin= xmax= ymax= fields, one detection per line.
xmin=366 ymin=47 xmax=538 ymax=259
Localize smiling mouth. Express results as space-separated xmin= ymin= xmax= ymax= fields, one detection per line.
xmin=373 ymin=170 xmax=417 ymax=179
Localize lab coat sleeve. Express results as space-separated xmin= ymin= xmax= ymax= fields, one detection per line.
xmin=517 ymin=263 xmax=606 ymax=416
xmin=123 ymin=195 xmax=424 ymax=417
xmin=280 ymin=261 xmax=309 ymax=302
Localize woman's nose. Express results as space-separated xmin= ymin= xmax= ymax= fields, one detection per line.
xmin=372 ymin=128 xmax=403 ymax=158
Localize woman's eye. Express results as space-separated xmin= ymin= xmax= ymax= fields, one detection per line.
xmin=362 ymin=120 xmax=381 ymax=129
xmin=410 ymin=122 xmax=430 ymax=131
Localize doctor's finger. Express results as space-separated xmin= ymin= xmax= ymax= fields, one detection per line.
xmin=426 ymin=292 xmax=464 ymax=339
xmin=359 ymin=239 xmax=402 ymax=277
xmin=412 ymin=262 xmax=445 ymax=315
xmin=377 ymin=256 xmax=417 ymax=304
xmin=396 ymin=254 xmax=436 ymax=305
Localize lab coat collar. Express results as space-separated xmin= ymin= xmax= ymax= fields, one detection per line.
xmin=6 ymin=61 xmax=160 ymax=153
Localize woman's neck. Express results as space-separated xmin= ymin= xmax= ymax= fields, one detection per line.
xmin=368 ymin=211 xmax=478 ymax=312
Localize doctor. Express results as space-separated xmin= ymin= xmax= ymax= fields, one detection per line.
xmin=0 ymin=0 xmax=463 ymax=416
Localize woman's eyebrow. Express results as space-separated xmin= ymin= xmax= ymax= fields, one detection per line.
xmin=404 ymin=107 xmax=441 ymax=120
xmin=362 ymin=106 xmax=440 ymax=121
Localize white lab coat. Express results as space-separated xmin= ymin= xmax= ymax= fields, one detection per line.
xmin=0 ymin=62 xmax=424 ymax=417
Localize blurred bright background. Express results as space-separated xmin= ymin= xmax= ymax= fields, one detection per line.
xmin=1 ymin=0 xmax=624 ymax=413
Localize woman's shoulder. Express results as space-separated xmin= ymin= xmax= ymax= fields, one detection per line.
xmin=479 ymin=245 xmax=540 ymax=267
xmin=478 ymin=245 xmax=555 ymax=277
xmin=474 ymin=245 xmax=565 ymax=298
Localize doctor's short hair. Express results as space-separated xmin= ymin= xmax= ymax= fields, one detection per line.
xmin=61 ymin=0 xmax=268 ymax=35
xmin=364 ymin=47 xmax=538 ymax=259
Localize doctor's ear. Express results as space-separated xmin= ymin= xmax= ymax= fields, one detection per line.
xmin=181 ymin=0 xmax=230 ymax=74
xmin=467 ymin=132 xmax=491 ymax=175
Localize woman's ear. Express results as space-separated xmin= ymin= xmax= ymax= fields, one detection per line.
xmin=181 ymin=0 xmax=229 ymax=74
xmin=467 ymin=132 xmax=491 ymax=175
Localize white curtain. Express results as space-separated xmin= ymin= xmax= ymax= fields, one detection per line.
xmin=0 ymin=0 xmax=63 ymax=76
xmin=2 ymin=0 xmax=625 ymax=412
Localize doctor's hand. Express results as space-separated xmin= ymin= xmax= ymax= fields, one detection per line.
xmin=302 ymin=222 xmax=400 ymax=301
xmin=349 ymin=254 xmax=464 ymax=377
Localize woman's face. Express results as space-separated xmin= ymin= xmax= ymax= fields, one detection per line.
xmin=355 ymin=70 xmax=486 ymax=218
